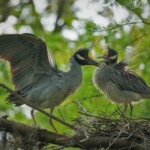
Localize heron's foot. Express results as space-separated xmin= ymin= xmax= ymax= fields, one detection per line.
xmin=122 ymin=103 xmax=133 ymax=118
xmin=49 ymin=117 xmax=58 ymax=133
xmin=30 ymin=109 xmax=37 ymax=125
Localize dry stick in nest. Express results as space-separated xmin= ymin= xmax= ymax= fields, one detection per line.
xmin=73 ymin=112 xmax=149 ymax=149
xmin=0 ymin=117 xmax=147 ymax=150
xmin=0 ymin=83 xmax=77 ymax=131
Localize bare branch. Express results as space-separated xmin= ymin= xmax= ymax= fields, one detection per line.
xmin=0 ymin=118 xmax=148 ymax=149
xmin=116 ymin=0 xmax=150 ymax=25
xmin=86 ymin=21 xmax=144 ymax=33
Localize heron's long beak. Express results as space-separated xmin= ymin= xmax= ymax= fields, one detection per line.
xmin=96 ymin=56 xmax=108 ymax=63
xmin=87 ymin=49 xmax=100 ymax=66
xmin=86 ymin=59 xmax=99 ymax=66
xmin=96 ymin=56 xmax=108 ymax=59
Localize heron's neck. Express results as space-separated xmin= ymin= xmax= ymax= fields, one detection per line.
xmin=69 ymin=57 xmax=82 ymax=76
xmin=63 ymin=57 xmax=82 ymax=93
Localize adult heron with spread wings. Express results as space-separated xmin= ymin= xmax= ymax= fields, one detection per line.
xmin=0 ymin=33 xmax=99 ymax=132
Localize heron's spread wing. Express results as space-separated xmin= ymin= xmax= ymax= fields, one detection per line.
xmin=0 ymin=33 xmax=58 ymax=89
xmin=111 ymin=65 xmax=149 ymax=94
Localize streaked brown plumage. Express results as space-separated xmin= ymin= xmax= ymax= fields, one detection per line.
xmin=93 ymin=47 xmax=150 ymax=116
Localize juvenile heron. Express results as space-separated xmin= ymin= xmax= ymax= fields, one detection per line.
xmin=0 ymin=33 xmax=99 ymax=131
xmin=93 ymin=47 xmax=150 ymax=116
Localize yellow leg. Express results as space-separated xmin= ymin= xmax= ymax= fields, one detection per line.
xmin=31 ymin=109 xmax=36 ymax=125
xmin=49 ymin=109 xmax=58 ymax=133
xmin=123 ymin=103 xmax=128 ymax=113
xmin=129 ymin=103 xmax=133 ymax=119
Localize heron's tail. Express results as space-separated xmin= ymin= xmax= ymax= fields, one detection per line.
xmin=6 ymin=91 xmax=23 ymax=106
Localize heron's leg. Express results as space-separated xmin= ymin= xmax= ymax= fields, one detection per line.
xmin=123 ymin=103 xmax=134 ymax=130
xmin=129 ymin=103 xmax=133 ymax=119
xmin=123 ymin=103 xmax=128 ymax=113
xmin=31 ymin=109 xmax=36 ymax=125
xmin=49 ymin=109 xmax=58 ymax=133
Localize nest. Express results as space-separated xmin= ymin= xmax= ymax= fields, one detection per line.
xmin=72 ymin=108 xmax=150 ymax=149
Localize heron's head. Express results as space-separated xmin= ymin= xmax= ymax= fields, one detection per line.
xmin=98 ymin=47 xmax=118 ymax=65
xmin=74 ymin=48 xmax=99 ymax=66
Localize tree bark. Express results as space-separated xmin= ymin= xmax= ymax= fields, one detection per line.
xmin=0 ymin=118 xmax=149 ymax=149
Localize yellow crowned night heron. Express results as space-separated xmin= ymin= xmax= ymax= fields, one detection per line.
xmin=0 ymin=33 xmax=99 ymax=131
xmin=93 ymin=47 xmax=150 ymax=116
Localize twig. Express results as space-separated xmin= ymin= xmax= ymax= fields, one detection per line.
xmin=1 ymin=118 xmax=148 ymax=149
xmin=95 ymin=21 xmax=143 ymax=33
xmin=58 ymin=109 xmax=65 ymax=122
xmin=78 ymin=110 xmax=150 ymax=123
xmin=128 ymin=32 xmax=150 ymax=46
xmin=0 ymin=83 xmax=77 ymax=131
xmin=116 ymin=0 xmax=150 ymax=26
xmin=73 ymin=101 xmax=88 ymax=113
xmin=107 ymin=131 xmax=123 ymax=150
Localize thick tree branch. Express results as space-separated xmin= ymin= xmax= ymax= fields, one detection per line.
xmin=0 ymin=118 xmax=148 ymax=149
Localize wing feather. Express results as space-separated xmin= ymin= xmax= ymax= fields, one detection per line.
xmin=111 ymin=66 xmax=150 ymax=94
xmin=0 ymin=33 xmax=58 ymax=89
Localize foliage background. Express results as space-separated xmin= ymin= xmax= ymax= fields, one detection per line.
xmin=0 ymin=0 xmax=150 ymax=147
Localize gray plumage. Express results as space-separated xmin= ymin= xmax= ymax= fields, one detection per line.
xmin=93 ymin=47 xmax=150 ymax=106
xmin=0 ymin=33 xmax=99 ymax=112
